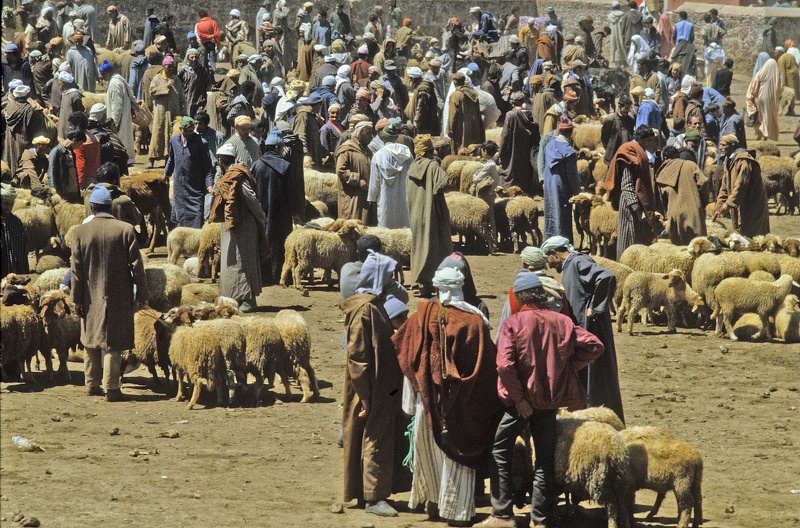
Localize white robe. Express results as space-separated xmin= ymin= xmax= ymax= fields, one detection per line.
xmin=106 ymin=73 xmax=136 ymax=161
xmin=368 ymin=142 xmax=411 ymax=228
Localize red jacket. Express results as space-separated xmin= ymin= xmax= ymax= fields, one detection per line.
xmin=195 ymin=17 xmax=221 ymax=45
xmin=74 ymin=131 xmax=101 ymax=189
xmin=496 ymin=305 xmax=604 ymax=410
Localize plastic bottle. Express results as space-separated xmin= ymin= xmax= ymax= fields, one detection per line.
xmin=12 ymin=436 xmax=43 ymax=452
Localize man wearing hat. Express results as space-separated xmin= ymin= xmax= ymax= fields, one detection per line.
xmin=777 ymin=46 xmax=799 ymax=116
xmin=239 ymin=54 xmax=265 ymax=109
xmin=635 ymin=87 xmax=667 ymax=148
xmin=394 ymin=17 xmax=416 ymax=58
xmin=469 ymin=6 xmax=500 ymax=43
xmin=482 ymin=269 xmax=603 ymax=528
xmin=336 ymin=120 xmax=373 ymax=223
xmin=601 ymin=95 xmax=634 ymax=165
xmin=148 ymin=53 xmax=184 ymax=167
xmin=143 ymin=7 xmax=159 ymax=47
xmin=382 ymin=60 xmax=409 ymax=114
xmin=576 ymin=15 xmax=596 ymax=59
xmin=498 ymin=92 xmax=538 ymax=195
xmin=73 ymin=0 xmax=99 ymax=42
xmin=1 ymin=183 xmax=30 ymax=277
xmin=293 ymin=92 xmax=326 ymax=166
xmin=3 ymin=83 xmax=52 ymax=177
xmin=28 ymin=50 xmax=50 ymax=107
xmin=350 ymin=44 xmax=373 ymax=86
xmin=164 ymin=116 xmax=215 ymax=229
xmin=712 ymin=134 xmax=769 ymax=237
xmin=71 ymin=183 xmax=149 ymax=401
xmin=368 ymin=123 xmax=411 ymax=228
xmin=312 ymin=53 xmax=340 ymax=88
xmin=224 ymin=9 xmax=250 ymax=62
xmin=66 ymin=31 xmax=97 ymax=92
xmin=629 ymin=55 xmax=661 ymax=110
xmin=178 ymin=47 xmax=213 ymax=119
xmin=655 ymin=145 xmax=708 ymax=246
xmin=56 ymin=71 xmax=83 ymax=140
xmin=543 ymin=116 xmax=580 ymax=242
xmin=105 ymin=6 xmax=130 ymax=50
xmin=100 ymin=60 xmax=136 ymax=163
xmin=14 ymin=136 xmax=51 ymax=190
xmin=545 ymin=6 xmax=563 ymax=32
xmin=719 ymin=98 xmax=746 ymax=151
xmin=2 ymin=44 xmax=33 ymax=94
xmin=448 ymin=71 xmax=484 ymax=154
xmin=561 ymin=33 xmax=586 ymax=66
xmin=406 ymin=134 xmax=452 ymax=296
xmin=607 ymin=1 xmax=626 ymax=67
xmin=224 ymin=115 xmax=262 ymax=168
xmin=505 ymin=34 xmax=529 ymax=71
xmin=412 ymin=72 xmax=441 ymax=135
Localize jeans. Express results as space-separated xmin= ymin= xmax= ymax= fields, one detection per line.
xmin=488 ymin=407 xmax=558 ymax=525
xmin=203 ymin=41 xmax=217 ymax=71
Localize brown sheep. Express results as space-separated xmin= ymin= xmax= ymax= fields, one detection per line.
xmin=759 ymin=155 xmax=795 ymax=215
xmin=568 ymin=193 xmax=593 ymax=251
xmin=275 ymin=309 xmax=319 ymax=403
xmin=38 ymin=290 xmax=81 ymax=381
xmin=169 ymin=325 xmax=227 ymax=409
xmin=588 ymin=196 xmax=618 ymax=258
xmin=123 ymin=307 xmax=179 ymax=384
xmin=0 ymin=304 xmax=42 ymax=382
xmin=120 ymin=171 xmax=171 ymax=252
xmin=197 ymin=222 xmax=222 ymax=281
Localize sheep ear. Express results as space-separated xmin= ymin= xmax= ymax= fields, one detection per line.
xmin=662 ymin=274 xmax=670 ymax=280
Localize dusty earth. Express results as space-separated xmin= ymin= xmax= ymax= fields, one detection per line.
xmin=2 ymin=74 xmax=800 ymax=528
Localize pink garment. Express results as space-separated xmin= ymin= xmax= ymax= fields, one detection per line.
xmin=495 ymin=305 xmax=604 ymax=410
xmin=657 ymin=13 xmax=674 ymax=59
xmin=747 ymin=58 xmax=783 ymax=141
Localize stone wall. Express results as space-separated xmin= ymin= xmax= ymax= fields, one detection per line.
xmin=91 ymin=0 xmax=798 ymax=73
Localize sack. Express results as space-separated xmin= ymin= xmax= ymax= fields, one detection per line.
xmin=131 ymin=101 xmax=152 ymax=128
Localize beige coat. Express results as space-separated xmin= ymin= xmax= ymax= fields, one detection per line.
xmin=656 ymin=158 xmax=708 ymax=245
xmin=447 ymin=86 xmax=484 ymax=154
xmin=715 ymin=150 xmax=770 ymax=237
xmin=335 ymin=138 xmax=371 ymax=223
xmin=70 ymin=215 xmax=149 ymax=350
xmin=148 ymin=73 xmax=185 ymax=159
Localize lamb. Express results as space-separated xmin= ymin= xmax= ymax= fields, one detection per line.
xmin=280 ymin=218 xmax=363 ymax=291
xmin=363 ymin=227 xmax=412 ymax=283
xmin=214 ymin=296 xmax=242 ymax=318
xmin=37 ymin=290 xmax=81 ymax=381
xmin=197 ymin=222 xmax=221 ymax=281
xmin=440 ymin=154 xmax=478 ymax=173
xmin=505 ymin=193 xmax=542 ymax=254
xmin=445 ymin=192 xmax=496 ymax=254
xmin=593 ymin=256 xmax=633 ymax=314
xmin=457 ymin=161 xmax=484 ymax=193
xmin=753 ymin=234 xmax=783 ymax=253
xmin=14 ymin=204 xmax=58 ymax=259
xmin=748 ymin=270 xmax=776 ymax=282
xmin=166 ymin=226 xmax=202 ymax=264
xmin=35 ymin=255 xmax=65 ymax=274
xmin=191 ymin=301 xmax=218 ymax=321
xmin=0 ymin=304 xmax=42 ymax=382
xmin=275 ymin=309 xmax=319 ymax=403
xmin=776 ymin=254 xmax=800 ymax=282
xmin=712 ymin=274 xmax=796 ymax=340
xmin=750 ymin=140 xmax=781 ymax=158
xmin=731 ymin=313 xmax=767 ymax=341
xmin=558 ymin=406 xmax=625 ymax=431
xmin=568 ymin=193 xmax=593 ymax=251
xmin=50 ymin=194 xmax=87 ymax=238
xmin=616 ymin=269 xmax=702 ymax=335
xmin=690 ymin=252 xmax=748 ymax=328
xmin=572 ymin=123 xmax=603 ymax=150
xmin=619 ymin=426 xmax=703 ymax=528
xmin=553 ymin=417 xmax=634 ymax=528
xmin=183 ymin=257 xmax=199 ymax=276
xmin=123 ymin=307 xmax=179 ymax=384
xmin=775 ymin=294 xmax=800 ymax=343
xmin=588 ymin=196 xmax=618 ymax=258
xmin=783 ymin=237 xmax=800 ymax=257
xmin=759 ymin=155 xmax=795 ymax=214
xmin=304 ymin=168 xmax=338 ymax=218
xmin=120 ymin=171 xmax=171 ymax=252
xmin=180 ymin=283 xmax=219 ymax=305
xmin=34 ymin=268 xmax=69 ymax=292
xmin=169 ymin=325 xmax=227 ymax=409
xmin=233 ymin=315 xmax=292 ymax=403
xmin=193 ymin=318 xmax=249 ymax=405
xmin=145 ymin=263 xmax=192 ymax=311
xmin=620 ymin=243 xmax=696 ymax=280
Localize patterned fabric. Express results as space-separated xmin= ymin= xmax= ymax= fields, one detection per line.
xmin=1 ymin=212 xmax=29 ymax=276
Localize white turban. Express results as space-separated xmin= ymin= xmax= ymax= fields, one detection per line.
xmin=41 ymin=6 xmax=54 ymax=16
xmin=337 ymin=64 xmax=351 ymax=78
xmin=520 ymin=246 xmax=547 ymax=270
xmin=540 ymin=236 xmax=579 ymax=255
xmin=433 ymin=267 xmax=465 ymax=305
xmin=230 ymin=9 xmax=241 ymax=17
xmin=7 ymin=79 xmax=23 ymax=90
xmin=58 ymin=71 xmax=74 ymax=83
xmin=680 ymin=75 xmax=696 ymax=94
xmin=13 ymin=85 xmax=31 ymax=98
xmin=89 ymin=103 xmax=107 ymax=121
xmin=269 ymin=76 xmax=284 ymax=87
xmin=353 ymin=120 xmax=372 ymax=137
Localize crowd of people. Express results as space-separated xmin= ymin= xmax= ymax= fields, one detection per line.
xmin=2 ymin=0 xmax=800 ymax=526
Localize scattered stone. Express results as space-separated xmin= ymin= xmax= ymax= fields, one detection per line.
xmin=775 ymin=423 xmax=787 ymax=430
xmin=761 ymin=392 xmax=771 ymax=399
xmin=191 ymin=492 xmax=201 ymax=499
xmin=719 ymin=345 xmax=729 ymax=354
xmin=51 ymin=415 xmax=61 ymax=422
xmin=109 ymin=427 xmax=120 ymax=436
xmin=330 ymin=502 xmax=344 ymax=514
xmin=361 ymin=524 xmax=375 ymax=528
xmin=110 ymin=495 xmax=118 ymax=501
xmin=62 ymin=411 xmax=70 ymax=416
xmin=23 ymin=517 xmax=40 ymax=527
xmin=12 ymin=513 xmax=24 ymax=522
xmin=788 ymin=387 xmax=798 ymax=392
xmin=660 ymin=343 xmax=668 ymax=349
xmin=790 ymin=406 xmax=797 ymax=411
xmin=85 ymin=412 xmax=96 ymax=418
xmin=45 ymin=469 xmax=52 ymax=475
xmin=156 ymin=430 xmax=179 ymax=439
xmin=1 ymin=495 xmax=7 ymax=501
xmin=725 ymin=505 xmax=735 ymax=514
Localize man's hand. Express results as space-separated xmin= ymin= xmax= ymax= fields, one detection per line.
xmin=359 ymin=179 xmax=368 ymax=190
xmin=207 ymin=186 xmax=214 ymax=195
xmin=586 ymin=308 xmax=594 ymax=319
xmin=358 ymin=399 xmax=369 ymax=418
xmin=75 ymin=303 xmax=87 ymax=318
xmin=165 ymin=79 xmax=174 ymax=88
xmin=516 ymin=399 xmax=533 ymax=419
xmin=376 ymin=87 xmax=384 ymax=98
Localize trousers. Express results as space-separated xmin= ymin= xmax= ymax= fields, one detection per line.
xmin=84 ymin=348 xmax=122 ymax=390
xmin=488 ymin=407 xmax=558 ymax=525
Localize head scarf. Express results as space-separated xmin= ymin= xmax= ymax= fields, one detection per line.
xmin=383 ymin=295 xmax=409 ymax=319
xmin=520 ymin=246 xmax=547 ymax=270
xmin=337 ymin=64 xmax=351 ymax=78
xmin=513 ymin=272 xmax=542 ymax=293
xmin=89 ymin=103 xmax=107 ymax=121
xmin=180 ymin=116 xmax=196 ymax=129
xmin=13 ymin=85 xmax=31 ymax=98
xmin=356 ymin=250 xmax=397 ymax=295
xmin=265 ymin=127 xmax=285 ymax=147
xmin=1 ymin=183 xmax=17 ymax=202
xmin=433 ymin=267 xmax=491 ymax=327
xmin=680 ymin=74 xmax=696 ymax=93
xmin=540 ymin=235 xmax=579 ymax=254
xmin=752 ymin=51 xmax=770 ymax=77
xmin=414 ymin=134 xmax=433 ymax=156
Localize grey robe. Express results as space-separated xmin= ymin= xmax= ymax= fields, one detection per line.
xmin=220 ymin=178 xmax=266 ymax=303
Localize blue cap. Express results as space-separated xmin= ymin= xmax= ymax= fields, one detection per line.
xmin=383 ymin=295 xmax=409 ymax=319
xmin=4 ymin=44 xmax=19 ymax=53
xmin=264 ymin=127 xmax=284 ymax=147
xmin=513 ymin=271 xmax=542 ymax=293
xmin=89 ymin=184 xmax=113 ymax=205
xmin=305 ymin=91 xmax=322 ymax=104
xmin=98 ymin=59 xmax=113 ymax=73
xmin=466 ymin=62 xmax=479 ymax=72
xmin=187 ymin=30 xmax=197 ymax=38
xmin=134 ymin=42 xmax=145 ymax=52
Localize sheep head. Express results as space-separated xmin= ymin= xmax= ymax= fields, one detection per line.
xmin=687 ymin=236 xmax=720 ymax=258
xmin=192 ymin=302 xmax=218 ymax=321
xmin=662 ymin=269 xmax=687 ymax=288
xmin=503 ymin=186 xmax=527 ymax=198
xmin=163 ymin=305 xmax=195 ymax=326
xmin=39 ymin=290 xmax=70 ymax=320
xmin=337 ymin=219 xmax=365 ymax=238
xmin=783 ymin=294 xmax=800 ymax=312
xmin=214 ymin=296 xmax=241 ymax=318
xmin=783 ymin=238 xmax=800 ymax=257
xmin=755 ymin=234 xmax=783 ymax=253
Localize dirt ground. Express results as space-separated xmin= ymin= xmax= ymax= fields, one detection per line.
xmin=2 ymin=74 xmax=800 ymax=528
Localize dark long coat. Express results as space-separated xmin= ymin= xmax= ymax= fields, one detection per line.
xmin=499 ymin=107 xmax=539 ymax=194
xmin=165 ymin=132 xmax=215 ymax=228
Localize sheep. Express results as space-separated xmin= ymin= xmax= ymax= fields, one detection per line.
xmin=588 ymin=196 xmax=618 ymax=258
xmin=723 ymin=232 xmax=754 ymax=252
xmin=363 ymin=226 xmax=412 ymax=283
xmin=197 ymin=222 xmax=221 ymax=281
xmin=233 ymin=315 xmax=293 ymax=403
xmin=80 ymin=91 xmax=108 ymax=109
xmin=728 ymin=250 xmax=781 ymax=278
xmin=485 ymin=127 xmax=502 ymax=145
xmin=35 ymin=255 xmax=65 ymax=274
xmin=214 ymin=296 xmax=242 ymax=318
xmin=731 ymin=313 xmax=767 ymax=341
xmin=305 ymin=198 xmax=328 ymax=219
xmin=505 ymin=194 xmax=542 ymax=254
xmin=50 ymin=194 xmax=87 ymax=238
xmin=759 ymin=155 xmax=795 ymax=214
xmin=180 ymin=283 xmax=219 ymax=305
xmin=458 ymin=160 xmax=484 ymax=194
xmin=275 ymin=309 xmax=319 ymax=403
xmin=191 ymin=301 xmax=218 ymax=321
xmin=120 ymin=171 xmax=171 ymax=252
xmin=280 ymin=218 xmax=363 ymax=291
xmin=783 ymin=237 xmax=800 ymax=257
xmin=750 ymin=140 xmax=781 ymax=158
xmin=748 ymin=270 xmax=776 ymax=282
xmin=37 ymin=290 xmax=81 ymax=381
xmin=616 ymin=269 xmax=702 ymax=335
xmin=444 ymin=159 xmax=472 ymax=191
xmin=123 ymin=307 xmax=177 ymax=384
xmin=441 ymin=154 xmax=477 ymax=172
xmin=183 ymin=256 xmax=199 ymax=276
xmin=0 ymin=304 xmax=41 ymax=382
xmin=619 ymin=426 xmax=703 ymax=528
xmin=445 ymin=192 xmax=496 ymax=254
xmin=619 ymin=243 xmax=696 ymax=281
xmin=593 ymin=256 xmax=633 ymax=314
xmin=712 ymin=274 xmax=796 ymax=340
xmin=193 ymin=318 xmax=248 ymax=405
xmin=166 ymin=226 xmax=202 ymax=264
xmin=568 ymin=193 xmax=593 ymax=251
xmin=304 ymin=168 xmax=338 ymax=218
xmin=558 ymin=406 xmax=625 ymax=431
xmin=753 ymin=234 xmax=784 ymax=253
xmin=690 ymin=252 xmax=748 ymax=328
xmin=775 ymin=294 xmax=800 ymax=343
xmin=794 ymin=170 xmax=800 ymax=215
xmin=169 ymin=325 xmax=227 ymax=409
xmin=553 ymin=417 xmax=634 ymax=528
xmin=572 ymin=124 xmax=603 ymax=150
xmin=34 ymin=268 xmax=69 ymax=292
xmin=145 ymin=263 xmax=192 ymax=311
xmin=776 ymin=254 xmax=800 ymax=282
xmin=592 ymin=157 xmax=609 ymax=194
xmin=14 ymin=204 xmax=58 ymax=259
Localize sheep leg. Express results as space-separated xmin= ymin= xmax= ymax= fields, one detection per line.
xmin=628 ymin=303 xmax=640 ymax=336
xmin=616 ymin=300 xmax=627 ymax=333
xmin=755 ymin=314 xmax=771 ymax=341
xmin=147 ymin=363 xmax=161 ymax=385
xmin=724 ymin=313 xmax=737 ymax=340
xmin=56 ymin=349 xmax=71 ymax=382
xmin=692 ymin=473 xmax=703 ymax=528
xmin=251 ymin=371 xmax=265 ymax=405
xmin=174 ymin=369 xmax=185 ymax=401
xmin=666 ymin=305 xmax=677 ymax=333
xmin=42 ymin=349 xmax=55 ymax=381
xmin=674 ymin=481 xmax=694 ymax=528
xmin=297 ymin=362 xmax=317 ymax=403
xmin=647 ymin=491 xmax=666 ymax=518
xmin=187 ymin=381 xmax=203 ymax=410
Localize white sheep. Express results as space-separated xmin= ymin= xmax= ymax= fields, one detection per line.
xmin=445 ymin=192 xmax=496 ymax=254
xmin=197 ymin=222 xmax=221 ymax=281
xmin=589 ymin=198 xmax=618 ymax=258
xmin=180 ymin=283 xmax=219 ymax=306
xmin=593 ymin=256 xmax=632 ymax=314
xmin=14 ymin=204 xmax=58 ymax=260
xmin=775 ymin=294 xmax=800 ymax=343
xmin=183 ymin=257 xmax=199 ymax=277
xmin=233 ymin=315 xmax=292 ymax=403
xmin=38 ymin=290 xmax=81 ymax=381
xmin=616 ymin=269 xmax=703 ymax=335
xmin=558 ymin=405 xmax=625 ymax=431
xmin=193 ymin=318 xmax=248 ymax=405
xmin=169 ymin=325 xmax=227 ymax=409
xmin=505 ymin=195 xmax=542 ymax=254
xmin=364 ymin=226 xmax=412 ymax=283
xmin=274 ymin=309 xmax=318 ymax=403
xmin=620 ymin=242 xmax=696 ymax=281
xmin=145 ymin=263 xmax=192 ymax=311
xmin=712 ymin=274 xmax=796 ymax=340
xmin=34 ymin=268 xmax=69 ymax=293
xmin=304 ymin=168 xmax=338 ymax=217
xmin=166 ymin=226 xmax=202 ymax=264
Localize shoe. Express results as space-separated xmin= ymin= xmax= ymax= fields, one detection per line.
xmin=145 ymin=159 xmax=154 ymax=169
xmin=239 ymin=301 xmax=256 ymax=313
xmin=86 ymin=386 xmax=104 ymax=397
xmin=105 ymin=389 xmax=128 ymax=402
xmin=478 ymin=516 xmax=516 ymax=527
xmin=448 ymin=520 xmax=475 ymax=527
xmin=365 ymin=500 xmax=398 ymax=517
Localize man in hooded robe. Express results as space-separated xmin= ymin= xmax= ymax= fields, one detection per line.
xmin=368 ymin=124 xmax=411 ymax=228
xmin=543 ymin=116 xmax=581 ymax=242
xmin=447 ymin=72 xmax=485 ymax=154
xmin=499 ymin=92 xmax=539 ymax=195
